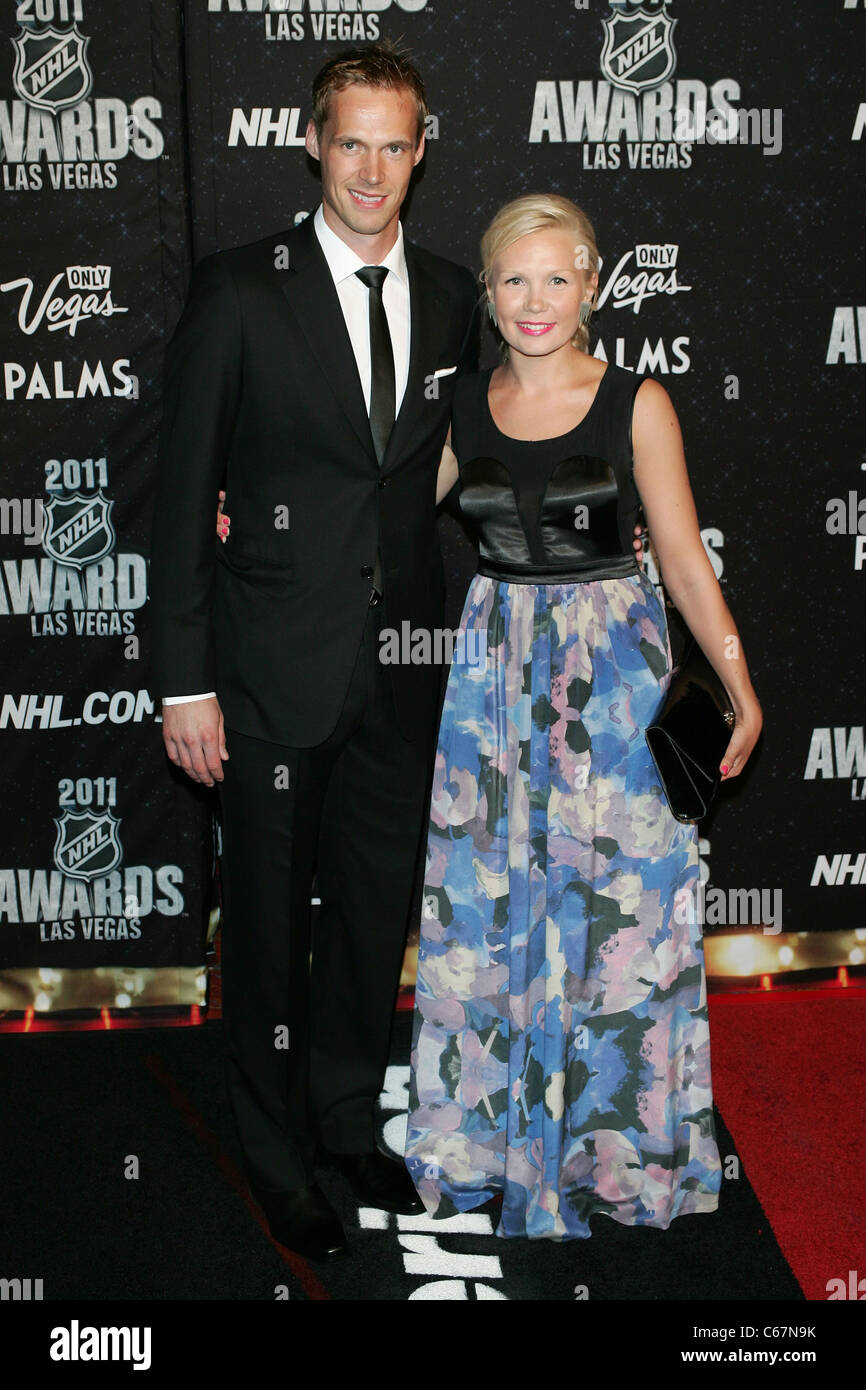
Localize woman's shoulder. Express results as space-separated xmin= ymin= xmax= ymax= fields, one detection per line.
xmin=598 ymin=362 xmax=672 ymax=420
xmin=452 ymin=366 xmax=493 ymax=413
xmin=598 ymin=360 xmax=647 ymax=391
xmin=450 ymin=369 xmax=494 ymax=457
xmin=601 ymin=361 xmax=672 ymax=397
xmin=454 ymin=366 xmax=494 ymax=392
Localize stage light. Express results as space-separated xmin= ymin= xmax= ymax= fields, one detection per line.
xmin=778 ymin=946 xmax=794 ymax=966
xmin=729 ymin=935 xmax=760 ymax=975
xmin=114 ymin=992 xmax=131 ymax=1008
xmin=34 ymin=991 xmax=51 ymax=1010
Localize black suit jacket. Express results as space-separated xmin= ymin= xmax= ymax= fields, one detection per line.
xmin=150 ymin=211 xmax=480 ymax=746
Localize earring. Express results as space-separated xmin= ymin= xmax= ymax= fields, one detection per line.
xmin=487 ymin=299 xmax=498 ymax=326
xmin=579 ymin=300 xmax=593 ymax=325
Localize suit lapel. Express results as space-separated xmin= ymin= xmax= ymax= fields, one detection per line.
xmin=278 ymin=215 xmax=452 ymax=471
xmin=381 ymin=238 xmax=452 ymax=474
xmin=278 ymin=214 xmax=376 ymax=461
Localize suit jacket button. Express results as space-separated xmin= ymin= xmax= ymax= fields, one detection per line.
xmin=360 ymin=565 xmax=374 ymax=579
xmin=378 ymin=477 xmax=387 ymax=488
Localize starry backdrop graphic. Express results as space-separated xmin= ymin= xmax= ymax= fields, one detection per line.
xmin=0 ymin=1 xmax=863 ymax=1014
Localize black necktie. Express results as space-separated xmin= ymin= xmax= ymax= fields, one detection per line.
xmin=355 ymin=265 xmax=395 ymax=466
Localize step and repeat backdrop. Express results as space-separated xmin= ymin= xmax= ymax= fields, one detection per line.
xmin=1 ymin=0 xmax=863 ymax=1028
xmin=0 ymin=0 xmax=212 ymax=1027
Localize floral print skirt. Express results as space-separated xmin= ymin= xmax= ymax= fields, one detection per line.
xmin=404 ymin=571 xmax=722 ymax=1239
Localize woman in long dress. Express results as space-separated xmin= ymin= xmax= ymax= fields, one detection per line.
xmin=404 ymin=193 xmax=763 ymax=1240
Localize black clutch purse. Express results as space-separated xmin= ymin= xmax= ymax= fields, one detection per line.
xmin=645 ymin=625 xmax=736 ymax=824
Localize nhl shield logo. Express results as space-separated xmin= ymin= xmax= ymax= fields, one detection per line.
xmin=54 ymin=810 xmax=122 ymax=881
xmin=600 ymin=3 xmax=677 ymax=94
xmin=11 ymin=23 xmax=92 ymax=114
xmin=43 ymin=490 xmax=115 ymax=569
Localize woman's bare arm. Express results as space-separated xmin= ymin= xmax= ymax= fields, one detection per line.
xmin=632 ymin=379 xmax=762 ymax=780
xmin=436 ymin=426 xmax=459 ymax=505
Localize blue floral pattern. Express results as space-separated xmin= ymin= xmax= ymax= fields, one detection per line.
xmin=405 ymin=569 xmax=722 ymax=1239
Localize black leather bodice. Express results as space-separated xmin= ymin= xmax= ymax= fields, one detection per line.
xmin=451 ymin=365 xmax=646 ymax=583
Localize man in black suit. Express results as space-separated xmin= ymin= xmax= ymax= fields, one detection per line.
xmin=150 ymin=43 xmax=479 ymax=1260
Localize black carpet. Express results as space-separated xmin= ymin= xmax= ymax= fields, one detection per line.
xmin=0 ymin=1010 xmax=805 ymax=1304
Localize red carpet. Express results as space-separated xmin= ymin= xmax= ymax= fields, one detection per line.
xmin=708 ymin=987 xmax=866 ymax=1301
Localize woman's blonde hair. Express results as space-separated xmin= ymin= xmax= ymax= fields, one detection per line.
xmin=479 ymin=193 xmax=600 ymax=358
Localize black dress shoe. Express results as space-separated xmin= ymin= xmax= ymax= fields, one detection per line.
xmin=323 ymin=1148 xmax=426 ymax=1215
xmin=249 ymin=1180 xmax=349 ymax=1261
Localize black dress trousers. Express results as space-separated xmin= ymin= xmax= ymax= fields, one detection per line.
xmin=217 ymin=599 xmax=433 ymax=1193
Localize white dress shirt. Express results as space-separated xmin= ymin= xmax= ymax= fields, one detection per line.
xmin=163 ymin=203 xmax=412 ymax=706
xmin=313 ymin=201 xmax=411 ymax=415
